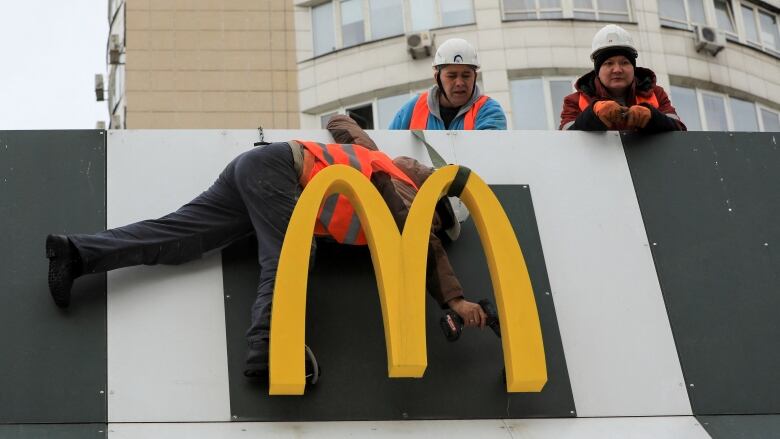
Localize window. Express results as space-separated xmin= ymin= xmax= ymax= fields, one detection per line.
xmin=441 ymin=0 xmax=476 ymax=27
xmin=317 ymin=92 xmax=415 ymax=129
xmin=702 ymin=93 xmax=729 ymax=130
xmin=510 ymin=77 xmax=575 ymax=130
xmin=739 ymin=3 xmax=780 ymax=54
xmin=761 ymin=108 xmax=780 ymax=131
xmin=670 ymin=85 xmax=703 ymax=130
xmin=660 ymin=0 xmax=735 ymax=33
xmin=758 ymin=9 xmax=779 ymax=52
xmin=377 ymin=94 xmax=411 ymax=128
xmin=347 ymin=103 xmax=374 ymax=129
xmin=310 ymin=0 xmax=475 ymax=57
xmin=670 ymin=85 xmax=779 ymax=131
xmin=741 ymin=4 xmax=760 ymax=42
xmin=410 ymin=0 xmax=437 ymax=31
xmin=659 ymin=0 xmax=706 ymax=29
xmin=660 ymin=1 xmax=780 ymax=56
xmin=503 ymin=0 xmax=563 ymax=20
xmin=511 ymin=78 xmax=547 ymax=129
xmin=730 ymin=97 xmax=759 ymax=131
xmin=713 ymin=0 xmax=735 ymax=32
xmin=312 ymin=2 xmax=336 ymax=57
xmin=549 ymin=80 xmax=575 ymax=128
xmin=370 ymin=0 xmax=404 ymax=40
xmin=573 ymin=0 xmax=630 ymax=22
xmin=502 ymin=0 xmax=632 ymax=21
xmin=340 ymin=0 xmax=365 ymax=48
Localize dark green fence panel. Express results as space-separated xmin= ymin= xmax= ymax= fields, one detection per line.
xmin=0 ymin=131 xmax=107 ymax=423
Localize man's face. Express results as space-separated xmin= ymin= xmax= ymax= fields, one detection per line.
xmin=436 ymin=64 xmax=476 ymax=108
xmin=598 ymin=55 xmax=635 ymax=96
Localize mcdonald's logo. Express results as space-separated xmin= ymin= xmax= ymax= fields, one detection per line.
xmin=268 ymin=164 xmax=547 ymax=395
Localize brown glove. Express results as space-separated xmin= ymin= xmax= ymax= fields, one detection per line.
xmin=624 ymin=105 xmax=652 ymax=129
xmin=593 ymin=100 xmax=627 ymax=128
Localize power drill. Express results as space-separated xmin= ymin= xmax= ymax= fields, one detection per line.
xmin=440 ymin=299 xmax=501 ymax=342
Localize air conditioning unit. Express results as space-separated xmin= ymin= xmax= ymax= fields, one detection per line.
xmin=407 ymin=31 xmax=433 ymax=60
xmin=109 ymin=34 xmax=122 ymax=64
xmin=694 ymin=25 xmax=725 ymax=56
xmin=95 ymin=74 xmax=105 ymax=102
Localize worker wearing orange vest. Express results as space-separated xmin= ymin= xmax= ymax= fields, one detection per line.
xmin=45 ymin=116 xmax=487 ymax=378
xmin=559 ymin=24 xmax=686 ymax=132
xmin=389 ymin=38 xmax=507 ymax=130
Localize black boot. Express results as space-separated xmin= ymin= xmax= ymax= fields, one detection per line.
xmin=45 ymin=234 xmax=81 ymax=308
xmin=244 ymin=339 xmax=269 ymax=378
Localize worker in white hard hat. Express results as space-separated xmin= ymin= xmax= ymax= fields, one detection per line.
xmin=389 ymin=38 xmax=506 ymax=130
xmin=560 ymin=24 xmax=686 ymax=132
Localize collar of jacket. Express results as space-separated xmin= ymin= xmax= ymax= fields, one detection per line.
xmin=574 ymin=67 xmax=657 ymax=101
xmin=426 ymin=83 xmax=484 ymax=123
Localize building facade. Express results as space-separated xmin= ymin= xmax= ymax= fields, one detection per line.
xmin=293 ymin=0 xmax=780 ymax=131
xmin=107 ymin=0 xmax=780 ymax=132
xmin=108 ymin=0 xmax=299 ymax=129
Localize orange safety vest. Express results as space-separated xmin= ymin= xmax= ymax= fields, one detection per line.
xmin=410 ymin=92 xmax=489 ymax=130
xmin=296 ymin=141 xmax=418 ymax=245
xmin=578 ymin=92 xmax=659 ymax=111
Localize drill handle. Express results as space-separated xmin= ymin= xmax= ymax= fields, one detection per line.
xmin=478 ymin=299 xmax=502 ymax=339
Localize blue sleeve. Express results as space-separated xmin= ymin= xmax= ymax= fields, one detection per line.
xmin=474 ymin=98 xmax=507 ymax=130
xmin=388 ymin=96 xmax=419 ymax=130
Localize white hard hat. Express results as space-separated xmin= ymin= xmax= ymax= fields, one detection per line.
xmin=590 ymin=24 xmax=638 ymax=61
xmin=433 ymin=38 xmax=480 ymax=69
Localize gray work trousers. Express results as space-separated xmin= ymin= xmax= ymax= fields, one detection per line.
xmin=69 ymin=142 xmax=302 ymax=344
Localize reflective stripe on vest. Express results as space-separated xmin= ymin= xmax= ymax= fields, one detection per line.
xmin=409 ymin=92 xmax=490 ymax=130
xmin=578 ymin=92 xmax=659 ymax=110
xmin=296 ymin=141 xmax=418 ymax=245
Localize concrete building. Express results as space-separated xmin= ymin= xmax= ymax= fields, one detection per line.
xmin=293 ymin=0 xmax=780 ymax=131
xmin=107 ymin=0 xmax=780 ymax=132
xmin=107 ymin=0 xmax=299 ymax=129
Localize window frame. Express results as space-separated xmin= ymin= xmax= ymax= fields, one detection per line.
xmin=712 ymin=0 xmax=738 ymax=35
xmin=737 ymin=2 xmax=780 ymax=55
xmin=659 ymin=0 xmax=737 ymax=36
xmin=317 ymin=91 xmax=420 ymax=129
xmin=672 ymin=85 xmax=780 ymax=132
xmin=312 ymin=1 xmax=337 ymax=57
xmin=659 ymin=1 xmax=780 ymax=58
xmin=698 ymin=90 xmax=733 ymax=131
xmin=501 ymin=0 xmax=634 ymax=23
xmin=509 ymin=75 xmax=576 ymax=130
xmin=756 ymin=104 xmax=780 ymax=131
xmin=309 ymin=0 xmax=476 ymax=58
xmin=339 ymin=0 xmax=367 ymax=48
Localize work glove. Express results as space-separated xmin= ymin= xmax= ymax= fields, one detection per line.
xmin=593 ymin=100 xmax=627 ymax=128
xmin=625 ymin=105 xmax=652 ymax=129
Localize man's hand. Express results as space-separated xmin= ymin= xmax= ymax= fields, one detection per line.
xmin=593 ymin=100 xmax=627 ymax=128
xmin=447 ymin=297 xmax=487 ymax=328
xmin=624 ymin=105 xmax=652 ymax=129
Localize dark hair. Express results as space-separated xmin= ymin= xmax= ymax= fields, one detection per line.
xmin=593 ymin=47 xmax=637 ymax=72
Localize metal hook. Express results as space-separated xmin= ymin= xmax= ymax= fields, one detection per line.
xmin=253 ymin=126 xmax=270 ymax=146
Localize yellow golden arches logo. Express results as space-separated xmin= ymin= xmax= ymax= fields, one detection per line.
xmin=268 ymin=164 xmax=547 ymax=395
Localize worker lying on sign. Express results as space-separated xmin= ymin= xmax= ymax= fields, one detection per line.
xmin=46 ymin=115 xmax=487 ymax=378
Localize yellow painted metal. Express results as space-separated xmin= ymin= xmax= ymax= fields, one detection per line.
xmin=268 ymin=164 xmax=546 ymax=395
xmin=456 ymin=172 xmax=547 ymax=392
xmin=269 ymin=165 xmax=405 ymax=395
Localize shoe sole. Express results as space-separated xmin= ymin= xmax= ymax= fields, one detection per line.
xmin=46 ymin=235 xmax=73 ymax=308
